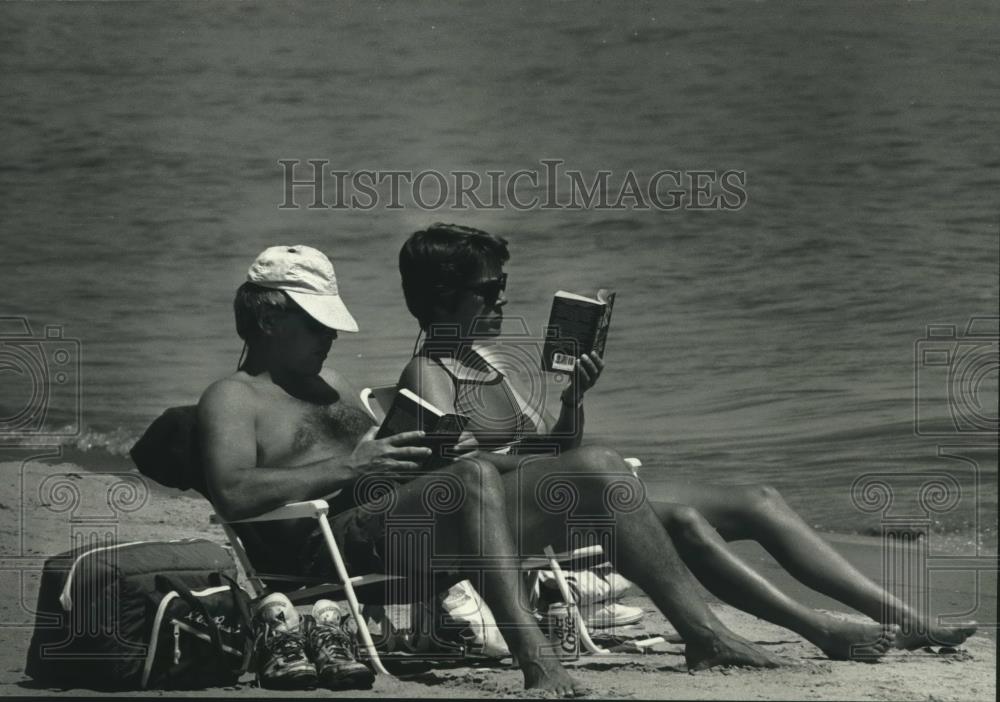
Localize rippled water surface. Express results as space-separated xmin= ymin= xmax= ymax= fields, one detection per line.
xmin=1 ymin=1 xmax=997 ymax=542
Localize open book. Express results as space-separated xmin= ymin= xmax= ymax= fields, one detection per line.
xmin=541 ymin=289 xmax=616 ymax=372
xmin=375 ymin=388 xmax=470 ymax=469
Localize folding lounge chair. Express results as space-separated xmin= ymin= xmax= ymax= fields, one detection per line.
xmin=214 ymin=501 xmax=614 ymax=672
xmin=359 ymin=385 xmax=646 ymax=657
xmin=202 ymin=385 xmax=625 ymax=680
xmin=214 ymin=383 xmax=651 ymax=669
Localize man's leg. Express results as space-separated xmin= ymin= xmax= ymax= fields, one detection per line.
xmin=501 ymin=446 xmax=783 ymax=670
xmin=340 ymin=459 xmax=584 ymax=695
xmin=647 ymin=480 xmax=976 ymax=649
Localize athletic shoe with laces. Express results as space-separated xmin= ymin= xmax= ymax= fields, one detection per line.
xmin=252 ymin=593 xmax=318 ymax=690
xmin=302 ymin=611 xmax=375 ymax=690
xmin=578 ymin=601 xmax=644 ymax=629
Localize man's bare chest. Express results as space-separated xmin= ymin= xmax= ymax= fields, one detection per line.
xmin=254 ymin=395 xmax=374 ymax=467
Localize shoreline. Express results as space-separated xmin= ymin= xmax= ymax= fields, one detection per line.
xmin=34 ymin=444 xmax=1000 ymax=549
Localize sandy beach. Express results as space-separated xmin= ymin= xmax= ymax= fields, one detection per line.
xmin=1 ymin=457 xmax=994 ymax=700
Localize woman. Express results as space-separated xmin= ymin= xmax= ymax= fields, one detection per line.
xmin=395 ymin=222 xmax=976 ymax=661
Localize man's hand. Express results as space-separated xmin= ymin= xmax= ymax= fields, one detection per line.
xmin=348 ymin=427 xmax=433 ymax=474
xmin=562 ymin=351 xmax=605 ymax=406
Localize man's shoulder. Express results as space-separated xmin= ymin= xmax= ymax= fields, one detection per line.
xmin=318 ymin=365 xmax=368 ymax=402
xmin=318 ymin=365 xmax=349 ymax=387
xmin=198 ymin=373 xmax=260 ymax=418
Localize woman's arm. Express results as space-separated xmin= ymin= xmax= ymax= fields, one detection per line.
xmin=546 ymin=390 xmax=585 ymax=450
xmin=535 ymin=352 xmax=604 ymax=450
xmin=397 ymin=356 xmax=461 ymax=413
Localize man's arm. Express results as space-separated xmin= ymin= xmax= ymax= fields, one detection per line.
xmin=198 ymin=379 xmax=429 ymax=521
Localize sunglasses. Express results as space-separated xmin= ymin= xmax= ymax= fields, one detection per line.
xmin=459 ymin=272 xmax=507 ymax=306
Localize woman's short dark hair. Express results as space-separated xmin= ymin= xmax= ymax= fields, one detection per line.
xmin=233 ymin=282 xmax=292 ymax=343
xmin=398 ymin=223 xmax=510 ymax=329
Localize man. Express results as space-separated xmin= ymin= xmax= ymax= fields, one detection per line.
xmin=198 ymin=244 xmax=428 ymax=691
xmin=199 ymin=245 xmax=783 ymax=697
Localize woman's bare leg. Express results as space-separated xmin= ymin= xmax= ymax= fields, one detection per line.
xmin=648 ymin=480 xmax=976 ymax=649
xmin=661 ymin=503 xmax=894 ymax=660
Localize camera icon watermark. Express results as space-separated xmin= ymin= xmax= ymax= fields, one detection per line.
xmin=850 ymin=444 xmax=995 ymax=640
xmin=0 ymin=446 xmax=150 ymax=631
xmin=914 ymin=317 xmax=998 ymax=437
xmin=0 ymin=317 xmax=81 ymax=441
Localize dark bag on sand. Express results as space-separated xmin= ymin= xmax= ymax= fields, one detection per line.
xmin=25 ymin=539 xmax=253 ymax=690
xmin=139 ymin=572 xmax=254 ymax=689
xmin=130 ymin=405 xmax=207 ymax=497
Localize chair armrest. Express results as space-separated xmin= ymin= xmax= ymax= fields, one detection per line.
xmin=211 ymin=499 xmax=330 ymax=524
xmin=359 ymin=385 xmax=396 ymax=423
xmin=359 ymin=387 xmax=378 ymax=421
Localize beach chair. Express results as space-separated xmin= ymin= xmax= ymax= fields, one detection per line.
xmin=359 ymin=385 xmax=646 ymax=656
xmin=208 ymin=390 xmax=614 ymax=673
xmin=213 ymin=501 xmax=614 ymax=671
xmin=205 ymin=383 xmax=640 ymax=679
xmin=133 ymin=404 xmax=626 ymax=678
xmin=212 ymin=499 xmax=398 ymax=675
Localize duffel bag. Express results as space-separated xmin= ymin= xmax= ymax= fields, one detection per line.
xmin=25 ymin=538 xmax=251 ymax=690
xmin=140 ymin=572 xmax=253 ymax=689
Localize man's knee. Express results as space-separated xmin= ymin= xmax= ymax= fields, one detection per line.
xmin=571 ymin=445 xmax=629 ymax=478
xmin=447 ymin=457 xmax=505 ymax=512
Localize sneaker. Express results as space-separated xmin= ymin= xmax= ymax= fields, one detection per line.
xmin=311 ymin=599 xmax=345 ymax=626
xmin=253 ymin=593 xmax=317 ymax=690
xmin=537 ymin=567 xmax=633 ymax=607
xmin=579 ymin=601 xmax=644 ymax=629
xmin=302 ymin=612 xmax=375 ymax=690
xmin=412 ymin=581 xmax=510 ymax=659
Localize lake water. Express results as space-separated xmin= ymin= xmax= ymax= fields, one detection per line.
xmin=1 ymin=1 xmax=997 ymax=546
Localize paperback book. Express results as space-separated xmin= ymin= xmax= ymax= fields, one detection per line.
xmin=375 ymin=388 xmax=470 ymax=469
xmin=541 ymin=289 xmax=616 ymax=372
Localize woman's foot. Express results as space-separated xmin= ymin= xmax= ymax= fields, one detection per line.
xmin=521 ymin=651 xmax=588 ymax=698
xmin=810 ymin=619 xmax=896 ymax=661
xmin=685 ymin=633 xmax=785 ymax=671
xmin=893 ymin=622 xmax=977 ymax=650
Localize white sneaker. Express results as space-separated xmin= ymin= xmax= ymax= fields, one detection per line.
xmin=578 ymin=601 xmax=644 ymax=629
xmin=311 ymin=599 xmax=345 ymax=626
xmin=537 ymin=568 xmax=633 ymax=607
xmin=255 ymin=592 xmax=301 ymax=632
xmin=411 ymin=580 xmax=510 ymax=659
xmin=253 ymin=593 xmax=317 ymax=690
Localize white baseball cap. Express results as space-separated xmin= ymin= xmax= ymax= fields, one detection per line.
xmin=247 ymin=245 xmax=359 ymax=333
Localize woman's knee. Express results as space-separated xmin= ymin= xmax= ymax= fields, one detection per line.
xmin=744 ymin=484 xmax=787 ymax=517
xmin=665 ymin=504 xmax=715 ymax=547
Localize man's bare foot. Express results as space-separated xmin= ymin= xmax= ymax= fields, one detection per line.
xmin=685 ymin=633 xmax=785 ymax=671
xmin=810 ymin=620 xmax=896 ymax=662
xmin=893 ymin=622 xmax=977 ymax=650
xmin=521 ymin=654 xmax=587 ymax=698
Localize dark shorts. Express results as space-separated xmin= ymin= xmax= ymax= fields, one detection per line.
xmin=298 ymin=494 xmax=390 ymax=578
xmin=295 ymin=470 xmax=479 ymax=580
